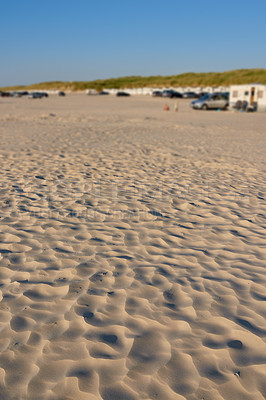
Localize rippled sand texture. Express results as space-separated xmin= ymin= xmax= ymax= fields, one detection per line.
xmin=0 ymin=94 xmax=266 ymax=400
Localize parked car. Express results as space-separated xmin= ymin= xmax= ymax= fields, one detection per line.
xmin=29 ymin=92 xmax=41 ymax=99
xmin=98 ymin=90 xmax=109 ymax=95
xmin=162 ymin=89 xmax=183 ymax=98
xmin=12 ymin=91 xmax=29 ymax=97
xmin=198 ymin=92 xmax=209 ymax=98
xmin=191 ymin=93 xmax=229 ymax=110
xmin=58 ymin=91 xmax=65 ymax=96
xmin=182 ymin=91 xmax=199 ymax=98
xmin=116 ymin=91 xmax=130 ymax=97
xmin=0 ymin=91 xmax=11 ymax=97
xmin=28 ymin=92 xmax=48 ymax=99
xmin=152 ymin=90 xmax=162 ymax=97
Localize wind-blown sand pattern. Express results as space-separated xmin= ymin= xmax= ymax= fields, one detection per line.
xmin=0 ymin=94 xmax=266 ymax=400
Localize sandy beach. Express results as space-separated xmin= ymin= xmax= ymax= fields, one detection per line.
xmin=0 ymin=93 xmax=266 ymax=400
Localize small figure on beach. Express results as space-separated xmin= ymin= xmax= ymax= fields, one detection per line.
xmin=174 ymin=101 xmax=179 ymax=112
xmin=164 ymin=104 xmax=170 ymax=111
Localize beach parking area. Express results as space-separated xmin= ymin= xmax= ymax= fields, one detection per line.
xmin=0 ymin=94 xmax=266 ymax=400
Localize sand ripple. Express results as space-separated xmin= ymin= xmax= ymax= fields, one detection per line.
xmin=0 ymin=95 xmax=266 ymax=399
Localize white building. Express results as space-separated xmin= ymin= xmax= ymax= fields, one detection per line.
xmin=229 ymin=84 xmax=266 ymax=112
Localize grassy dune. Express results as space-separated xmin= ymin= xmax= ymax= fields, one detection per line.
xmin=1 ymin=69 xmax=266 ymax=91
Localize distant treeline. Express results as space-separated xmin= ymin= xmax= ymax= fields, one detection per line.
xmin=2 ymin=69 xmax=266 ymax=91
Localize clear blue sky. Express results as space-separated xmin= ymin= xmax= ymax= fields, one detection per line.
xmin=1 ymin=0 xmax=266 ymax=86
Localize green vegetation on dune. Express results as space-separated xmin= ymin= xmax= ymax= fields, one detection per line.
xmin=1 ymin=69 xmax=266 ymax=92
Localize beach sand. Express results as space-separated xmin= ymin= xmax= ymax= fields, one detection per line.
xmin=0 ymin=94 xmax=266 ymax=400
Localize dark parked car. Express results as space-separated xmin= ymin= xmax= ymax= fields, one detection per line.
xmin=162 ymin=90 xmax=183 ymax=98
xmin=182 ymin=92 xmax=199 ymax=98
xmin=152 ymin=90 xmax=162 ymax=97
xmin=28 ymin=92 xmax=48 ymax=99
xmin=198 ymin=92 xmax=209 ymax=98
xmin=98 ymin=90 xmax=109 ymax=95
xmin=0 ymin=91 xmax=11 ymax=97
xmin=12 ymin=91 xmax=29 ymax=97
xmin=58 ymin=91 xmax=65 ymax=96
xmin=116 ymin=91 xmax=130 ymax=97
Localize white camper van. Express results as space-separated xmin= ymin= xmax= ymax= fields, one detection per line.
xmin=229 ymin=84 xmax=266 ymax=112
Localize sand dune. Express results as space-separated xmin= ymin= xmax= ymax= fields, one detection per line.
xmin=0 ymin=94 xmax=266 ymax=399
